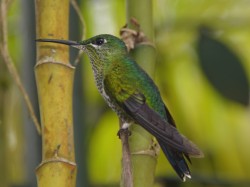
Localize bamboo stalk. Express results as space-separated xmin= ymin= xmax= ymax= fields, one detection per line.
xmin=123 ymin=0 xmax=158 ymax=186
xmin=35 ymin=0 xmax=76 ymax=186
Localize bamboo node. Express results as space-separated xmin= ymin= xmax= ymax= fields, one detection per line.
xmin=36 ymin=157 xmax=76 ymax=171
xmin=131 ymin=149 xmax=158 ymax=158
xmin=35 ymin=60 xmax=75 ymax=69
xmin=131 ymin=138 xmax=160 ymax=158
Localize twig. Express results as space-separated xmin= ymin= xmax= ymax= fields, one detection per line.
xmin=70 ymin=0 xmax=86 ymax=40
xmin=0 ymin=0 xmax=41 ymax=134
xmin=70 ymin=0 xmax=86 ymax=65
xmin=119 ymin=119 xmax=133 ymax=187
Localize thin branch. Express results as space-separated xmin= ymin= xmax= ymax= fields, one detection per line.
xmin=70 ymin=0 xmax=85 ymax=39
xmin=70 ymin=0 xmax=86 ymax=65
xmin=0 ymin=0 xmax=41 ymax=134
xmin=119 ymin=119 xmax=133 ymax=187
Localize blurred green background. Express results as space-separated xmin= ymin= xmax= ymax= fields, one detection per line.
xmin=0 ymin=0 xmax=250 ymax=187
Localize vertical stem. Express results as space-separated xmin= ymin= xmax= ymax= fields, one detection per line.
xmin=124 ymin=0 xmax=158 ymax=187
xmin=35 ymin=0 xmax=76 ymax=186
xmin=126 ymin=0 xmax=156 ymax=75
xmin=120 ymin=120 xmax=133 ymax=187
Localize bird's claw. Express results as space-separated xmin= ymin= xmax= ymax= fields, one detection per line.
xmin=117 ymin=128 xmax=131 ymax=139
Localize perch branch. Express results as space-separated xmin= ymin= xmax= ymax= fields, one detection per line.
xmin=119 ymin=119 xmax=133 ymax=187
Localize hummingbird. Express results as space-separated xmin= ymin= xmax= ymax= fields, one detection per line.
xmin=36 ymin=34 xmax=203 ymax=181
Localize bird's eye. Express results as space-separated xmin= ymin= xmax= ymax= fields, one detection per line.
xmin=93 ymin=38 xmax=106 ymax=46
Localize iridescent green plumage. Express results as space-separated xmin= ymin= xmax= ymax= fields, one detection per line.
xmin=36 ymin=34 xmax=203 ymax=181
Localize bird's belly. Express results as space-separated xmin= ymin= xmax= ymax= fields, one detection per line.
xmin=100 ymin=86 xmax=131 ymax=123
xmin=94 ymin=74 xmax=131 ymax=123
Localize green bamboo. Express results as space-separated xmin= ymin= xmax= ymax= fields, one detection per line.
xmin=126 ymin=0 xmax=155 ymax=74
xmin=35 ymin=0 xmax=76 ymax=186
xmin=126 ymin=0 xmax=158 ymax=187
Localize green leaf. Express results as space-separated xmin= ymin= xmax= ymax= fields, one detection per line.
xmin=197 ymin=27 xmax=249 ymax=106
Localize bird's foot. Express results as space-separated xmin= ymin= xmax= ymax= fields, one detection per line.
xmin=117 ymin=128 xmax=131 ymax=139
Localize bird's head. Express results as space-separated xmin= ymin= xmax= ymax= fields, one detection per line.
xmin=79 ymin=34 xmax=128 ymax=61
xmin=36 ymin=34 xmax=128 ymax=66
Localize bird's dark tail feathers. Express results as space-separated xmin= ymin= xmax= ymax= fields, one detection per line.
xmin=158 ymin=139 xmax=191 ymax=181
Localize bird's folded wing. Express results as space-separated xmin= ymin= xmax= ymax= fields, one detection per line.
xmin=121 ymin=92 xmax=204 ymax=157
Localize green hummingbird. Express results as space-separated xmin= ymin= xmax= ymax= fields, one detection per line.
xmin=36 ymin=34 xmax=203 ymax=181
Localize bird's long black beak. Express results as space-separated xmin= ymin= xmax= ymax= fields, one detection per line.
xmin=36 ymin=38 xmax=79 ymax=46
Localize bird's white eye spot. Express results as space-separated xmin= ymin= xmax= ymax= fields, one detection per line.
xmin=90 ymin=38 xmax=107 ymax=48
xmin=96 ymin=38 xmax=107 ymax=45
